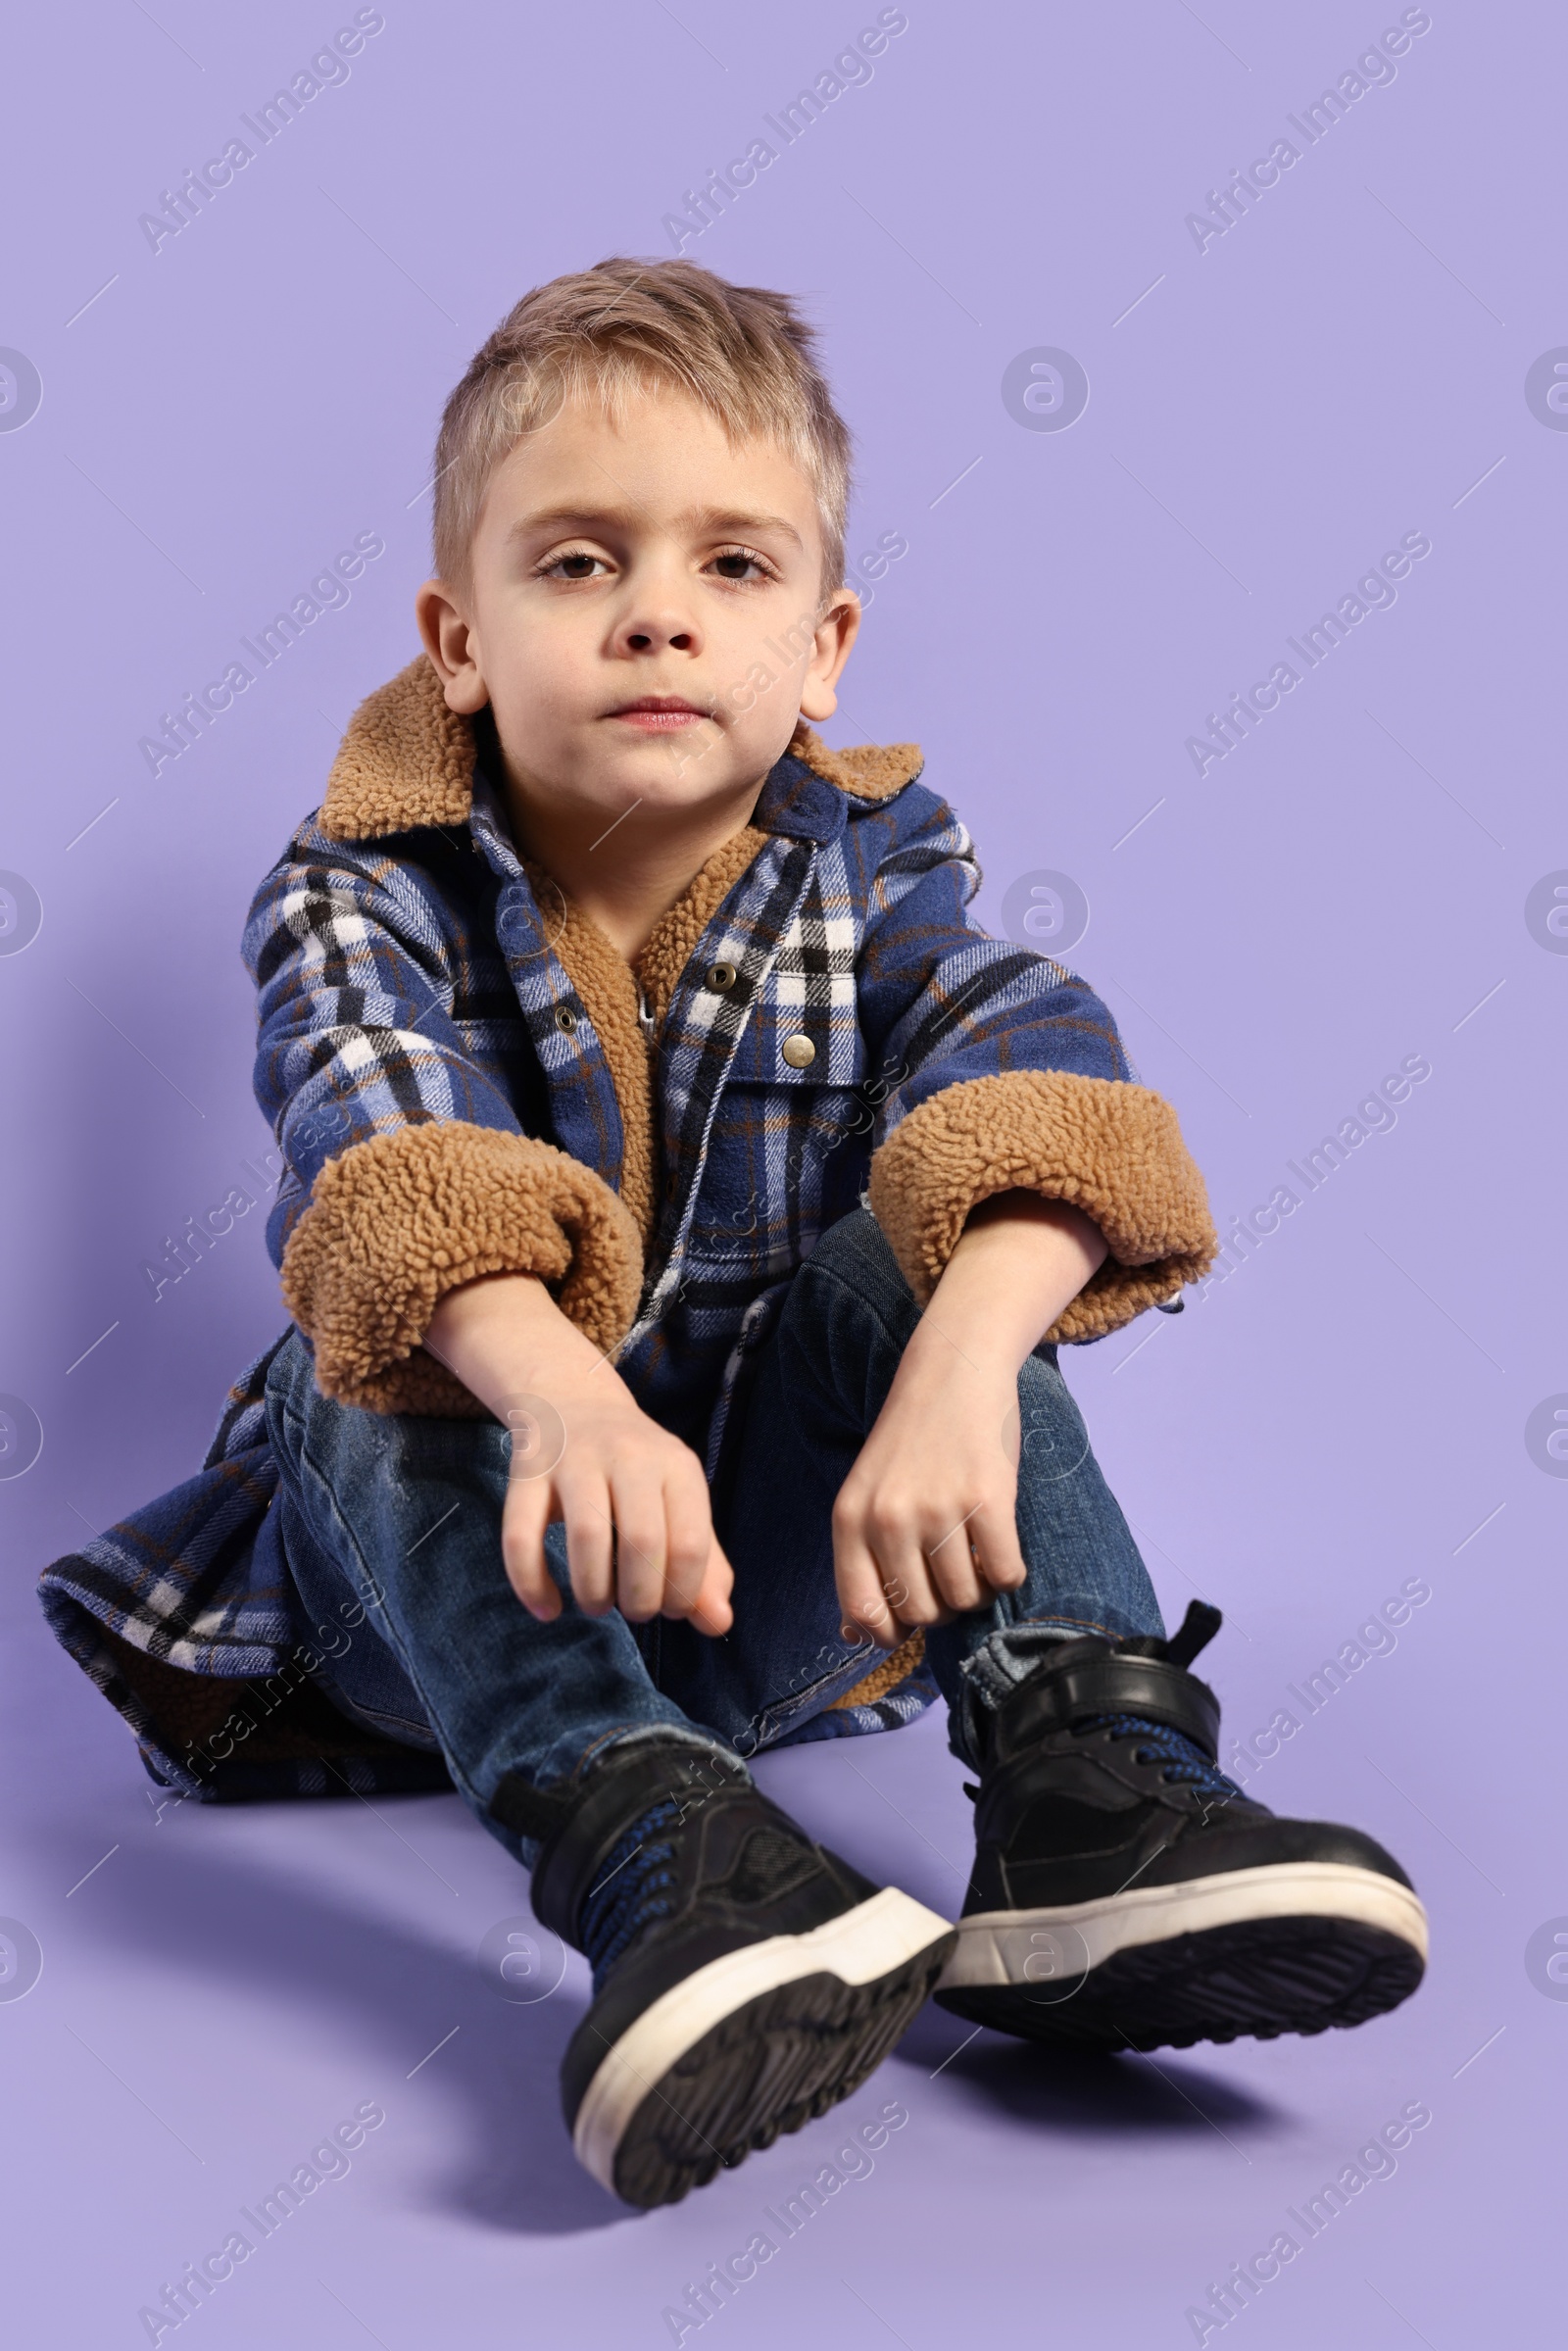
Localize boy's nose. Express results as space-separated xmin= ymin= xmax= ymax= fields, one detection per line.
xmin=621 ymin=618 xmax=697 ymax=653
xmin=612 ymin=579 xmax=702 ymax=658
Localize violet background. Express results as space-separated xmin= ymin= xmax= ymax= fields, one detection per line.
xmin=0 ymin=2 xmax=1557 ymax=2343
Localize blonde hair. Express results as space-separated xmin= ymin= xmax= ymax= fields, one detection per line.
xmin=431 ymin=258 xmax=852 ymax=600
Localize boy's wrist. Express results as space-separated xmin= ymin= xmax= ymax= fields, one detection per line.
xmin=425 ymin=1271 xmax=624 ymax=1418
xmin=895 ymin=1310 xmax=1030 ymax=1395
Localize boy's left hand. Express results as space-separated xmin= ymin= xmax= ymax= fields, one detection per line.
xmin=832 ymin=1191 xmax=1109 ymax=1648
xmin=831 ymin=1343 xmax=1025 ymax=1645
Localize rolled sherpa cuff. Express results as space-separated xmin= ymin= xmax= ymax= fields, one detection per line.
xmin=280 ymin=1121 xmax=645 ymax=1414
xmin=867 ymin=1070 xmax=1218 ymax=1343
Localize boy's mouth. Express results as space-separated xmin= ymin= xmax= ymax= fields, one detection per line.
xmin=605 ymin=696 xmax=712 ymax=733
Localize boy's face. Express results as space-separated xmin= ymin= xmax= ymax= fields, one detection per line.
xmin=417 ymin=382 xmax=859 ymax=832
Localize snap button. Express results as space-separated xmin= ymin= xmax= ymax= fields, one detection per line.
xmin=555 ymin=1006 xmax=577 ymax=1035
xmin=707 ymin=960 xmax=737 ymax=993
xmin=781 ymin=1033 xmax=816 ymax=1069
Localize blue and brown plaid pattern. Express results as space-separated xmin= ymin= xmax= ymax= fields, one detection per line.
xmin=40 ymin=734 xmax=1134 ymax=1794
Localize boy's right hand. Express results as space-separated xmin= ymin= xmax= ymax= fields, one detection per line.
xmin=423 ymin=1273 xmax=734 ymax=1636
xmin=500 ymin=1372 xmax=735 ymax=1634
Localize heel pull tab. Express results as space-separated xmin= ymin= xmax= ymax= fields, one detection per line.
xmin=1163 ymin=1600 xmax=1223 ymax=1670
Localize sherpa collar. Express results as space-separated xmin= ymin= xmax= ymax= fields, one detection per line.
xmin=318 ymin=655 xmax=922 ymax=842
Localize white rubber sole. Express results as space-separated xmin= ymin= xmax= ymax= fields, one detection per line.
xmin=572 ymin=1886 xmax=953 ymax=2192
xmin=938 ymin=1862 xmax=1429 ymax=1990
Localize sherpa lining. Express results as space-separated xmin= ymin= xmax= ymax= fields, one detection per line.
xmin=780 ymin=726 xmax=924 ymax=804
xmin=829 ymin=1629 xmax=927 ymax=1708
xmin=868 ymin=1070 xmax=1218 ymax=1342
xmin=529 ymin=880 xmax=661 ymax=1247
xmin=318 ymin=656 xmax=474 ymax=840
xmin=280 ymin=1121 xmax=644 ymax=1414
xmin=533 ymin=823 xmax=772 ymax=1247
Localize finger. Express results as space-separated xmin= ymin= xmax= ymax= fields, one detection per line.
xmin=869 ymin=1525 xmax=952 ymax=1629
xmin=661 ymin=1454 xmax=718 ymax=1619
xmin=685 ymin=1535 xmax=735 ymax=1637
xmin=970 ymin=1494 xmax=1028 ymax=1600
xmin=608 ymin=1464 xmax=668 ymax=1623
xmin=500 ymin=1474 xmax=560 ymax=1618
xmin=923 ymin=1506 xmax=988 ymax=1612
xmin=557 ymin=1472 xmax=615 ymax=1615
xmin=860 ymin=1494 xmax=951 ymax=1627
xmin=833 ymin=1520 xmax=905 ymax=1648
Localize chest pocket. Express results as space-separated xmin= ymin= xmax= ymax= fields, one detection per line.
xmin=684 ymin=983 xmax=870 ymax=1262
xmin=717 ymin=965 xmax=866 ymax=1092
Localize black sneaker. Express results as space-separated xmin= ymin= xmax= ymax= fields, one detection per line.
xmin=935 ymin=1604 xmax=1427 ymax=2053
xmin=497 ymin=1742 xmax=955 ymax=2208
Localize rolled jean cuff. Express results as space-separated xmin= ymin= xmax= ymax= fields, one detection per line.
xmin=493 ymin=1722 xmax=753 ymax=1871
xmin=569 ymin=1720 xmax=749 ymax=1788
xmin=952 ymin=1618 xmax=1134 ymax=1768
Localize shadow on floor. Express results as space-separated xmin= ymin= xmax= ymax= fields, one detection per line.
xmin=893 ymin=2002 xmax=1290 ymax=2139
xmin=24 ymin=1803 xmax=624 ymax=2237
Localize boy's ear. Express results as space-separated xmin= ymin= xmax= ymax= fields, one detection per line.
xmin=797 ymin=586 xmax=861 ymax=723
xmin=416 ymin=578 xmax=490 ymax=715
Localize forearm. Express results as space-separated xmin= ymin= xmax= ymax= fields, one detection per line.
xmin=425 ymin=1271 xmax=618 ymax=1415
xmin=906 ymin=1191 xmax=1108 ymax=1378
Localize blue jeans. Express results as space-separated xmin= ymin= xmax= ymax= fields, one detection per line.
xmin=266 ymin=1208 xmax=1161 ymax=1863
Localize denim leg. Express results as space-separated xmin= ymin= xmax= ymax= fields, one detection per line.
xmin=660 ymin=1210 xmax=1162 ymax=1769
xmin=265 ymin=1332 xmax=731 ymax=1862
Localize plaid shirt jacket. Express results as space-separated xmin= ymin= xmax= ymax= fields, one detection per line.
xmin=40 ymin=659 xmax=1215 ymax=1799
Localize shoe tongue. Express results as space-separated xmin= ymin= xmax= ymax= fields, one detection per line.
xmin=577 ymin=1798 xmax=683 ymax=1990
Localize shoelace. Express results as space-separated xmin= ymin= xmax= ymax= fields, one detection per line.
xmin=577 ymin=1797 xmax=683 ymax=1990
xmin=1079 ymin=1712 xmax=1243 ymax=1804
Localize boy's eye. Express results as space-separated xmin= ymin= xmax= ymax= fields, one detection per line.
xmin=539 ymin=548 xmax=611 ymax=581
xmin=709 ymin=545 xmax=775 ymax=583
xmin=537 ymin=544 xmax=777 ymax=584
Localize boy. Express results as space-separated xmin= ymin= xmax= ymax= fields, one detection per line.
xmin=42 ymin=260 xmax=1426 ymax=2212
